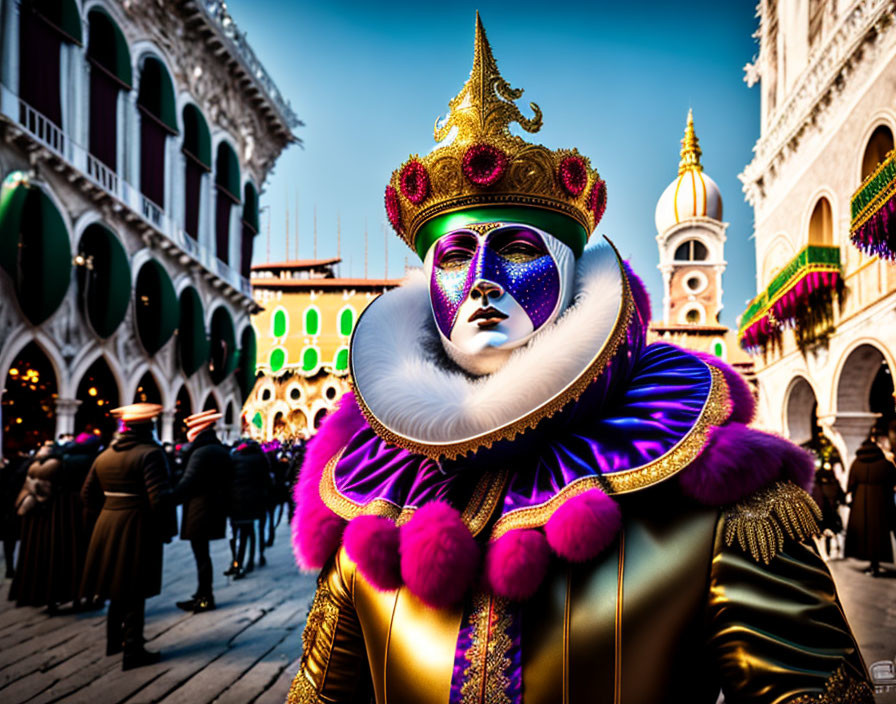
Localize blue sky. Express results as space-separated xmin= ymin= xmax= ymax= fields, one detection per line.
xmin=231 ymin=1 xmax=761 ymax=327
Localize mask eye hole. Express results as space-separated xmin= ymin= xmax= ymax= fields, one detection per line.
xmin=434 ymin=231 xmax=477 ymax=270
xmin=490 ymin=228 xmax=548 ymax=263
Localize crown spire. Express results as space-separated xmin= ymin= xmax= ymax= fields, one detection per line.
xmin=433 ymin=12 xmax=542 ymax=144
xmin=678 ymin=109 xmax=703 ymax=175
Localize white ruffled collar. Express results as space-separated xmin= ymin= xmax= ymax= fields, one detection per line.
xmin=349 ymin=238 xmax=632 ymax=460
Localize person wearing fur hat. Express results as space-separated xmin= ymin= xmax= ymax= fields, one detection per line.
xmin=172 ymin=410 xmax=232 ymax=613
xmin=80 ymin=403 xmax=176 ymax=670
xmin=287 ymin=16 xmax=872 ymax=704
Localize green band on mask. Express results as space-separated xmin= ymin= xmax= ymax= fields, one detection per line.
xmin=415 ymin=206 xmax=588 ymax=260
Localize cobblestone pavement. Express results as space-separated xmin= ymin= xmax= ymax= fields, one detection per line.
xmin=0 ymin=516 xmax=317 ymax=703
xmin=1 ymin=524 xmax=894 ymax=702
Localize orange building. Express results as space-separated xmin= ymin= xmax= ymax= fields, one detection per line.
xmin=244 ymin=259 xmax=401 ymax=440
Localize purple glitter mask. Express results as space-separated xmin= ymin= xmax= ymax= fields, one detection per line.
xmin=428 ymin=225 xmax=563 ymax=339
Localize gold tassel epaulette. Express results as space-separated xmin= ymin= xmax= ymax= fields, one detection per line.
xmin=723 ymin=480 xmax=822 ymax=564
xmin=788 ymin=664 xmax=875 ymax=703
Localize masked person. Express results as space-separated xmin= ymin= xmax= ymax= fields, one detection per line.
xmin=287 ymin=16 xmax=873 ymax=704
xmin=80 ymin=403 xmax=176 ymax=670
xmin=172 ymin=410 xmax=232 ymax=613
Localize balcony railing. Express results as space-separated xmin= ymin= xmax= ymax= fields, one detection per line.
xmin=739 ymin=245 xmax=842 ymax=355
xmin=850 ymin=148 xmax=896 ymax=261
xmin=0 ymin=84 xmax=253 ymax=299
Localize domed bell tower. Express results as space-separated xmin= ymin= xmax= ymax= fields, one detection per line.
xmin=654 ymin=110 xmax=728 ymax=329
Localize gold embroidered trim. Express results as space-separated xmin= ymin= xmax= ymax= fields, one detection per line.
xmin=462 ymin=468 xmax=510 ymax=537
xmin=289 ymin=585 xmax=339 ymax=704
xmin=787 ymin=664 xmax=875 ymax=703
xmin=723 ymin=480 xmax=822 ymax=565
xmin=461 ymin=593 xmax=513 ymax=704
xmin=320 ymin=448 xmax=507 ymax=536
xmin=286 ymin=672 xmax=319 ymax=704
xmin=319 ymin=448 xmax=415 ymax=525
xmin=352 ymin=239 xmax=634 ymax=462
xmin=488 ymin=364 xmax=731 ymax=540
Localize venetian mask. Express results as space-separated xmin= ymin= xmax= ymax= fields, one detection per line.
xmin=424 ymin=222 xmax=576 ymax=375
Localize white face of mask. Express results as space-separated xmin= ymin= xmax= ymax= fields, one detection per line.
xmin=424 ymin=223 xmax=576 ymax=375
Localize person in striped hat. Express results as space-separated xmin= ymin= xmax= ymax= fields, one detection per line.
xmin=171 ymin=410 xmax=232 ymax=613
xmin=80 ymin=403 xmax=176 ymax=670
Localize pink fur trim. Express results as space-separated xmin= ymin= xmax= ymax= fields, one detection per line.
xmin=344 ymin=515 xmax=402 ymax=591
xmin=484 ymin=529 xmax=550 ymax=601
xmin=400 ymin=501 xmax=479 ymax=608
xmin=678 ymin=422 xmax=815 ymax=505
xmin=692 ymin=351 xmax=756 ymax=424
xmin=544 ymin=488 xmax=621 ymax=562
xmin=290 ymin=394 xmax=366 ymax=570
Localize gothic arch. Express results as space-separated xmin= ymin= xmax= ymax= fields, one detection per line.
xmin=856 ymin=112 xmax=896 ymax=183
xmin=802 ymin=189 xmax=836 ymax=248
xmin=761 ymin=233 xmax=796 ymax=287
xmin=69 ymin=347 xmax=126 ymax=404
xmin=0 ymin=328 xmax=67 ymax=398
xmin=126 ymin=362 xmax=171 ymax=407
xmin=783 ymin=375 xmax=818 ymax=446
xmin=833 ymin=339 xmax=895 ymax=414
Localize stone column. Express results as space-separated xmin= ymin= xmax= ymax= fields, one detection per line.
xmin=824 ymin=411 xmax=879 ymax=470
xmin=160 ymin=409 xmax=176 ymax=444
xmin=54 ymin=398 xmax=82 ymax=438
xmin=1 ymin=0 xmax=20 ymax=97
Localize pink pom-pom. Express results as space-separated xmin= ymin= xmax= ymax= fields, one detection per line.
xmin=544 ymin=488 xmax=621 ymax=562
xmin=484 ymin=529 xmax=550 ymax=601
xmin=400 ymin=501 xmax=479 ymax=608
xmin=344 ymin=515 xmax=402 ymax=591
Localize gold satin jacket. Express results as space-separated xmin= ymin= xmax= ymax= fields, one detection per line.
xmin=289 ymin=489 xmax=872 ymax=704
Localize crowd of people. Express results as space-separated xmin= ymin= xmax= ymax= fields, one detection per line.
xmin=811 ymin=420 xmax=896 ymax=577
xmin=0 ymin=404 xmax=304 ymax=670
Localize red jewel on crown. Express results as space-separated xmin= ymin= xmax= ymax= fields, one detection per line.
xmin=385 ymin=186 xmax=402 ymax=232
xmin=589 ymin=179 xmax=607 ymax=224
xmin=462 ymin=143 xmax=507 ymax=187
xmin=399 ymin=160 xmax=430 ymax=204
xmin=558 ymin=155 xmax=588 ymax=197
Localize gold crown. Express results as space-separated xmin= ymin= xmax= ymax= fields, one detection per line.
xmin=385 ymin=13 xmax=606 ymax=257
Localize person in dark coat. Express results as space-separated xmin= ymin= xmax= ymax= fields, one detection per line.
xmin=172 ymin=410 xmax=232 ymax=612
xmin=0 ymin=449 xmax=29 ymax=579
xmin=80 ymin=403 xmax=176 ymax=670
xmin=61 ymin=434 xmax=103 ymax=539
xmin=812 ymin=461 xmax=847 ymax=559
xmin=225 ymin=440 xmax=271 ymax=577
xmin=9 ymin=441 xmax=87 ymax=611
xmin=845 ymin=435 xmax=896 ymax=576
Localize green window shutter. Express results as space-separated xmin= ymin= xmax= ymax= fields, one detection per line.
xmin=135 ymin=260 xmax=178 ymax=355
xmin=305 ymin=308 xmax=320 ymax=336
xmin=87 ymin=9 xmax=132 ymax=89
xmin=182 ymin=104 xmax=211 ymax=168
xmin=302 ymin=347 xmax=319 ymax=372
xmin=339 ymin=308 xmax=354 ymax=337
xmin=137 ymin=58 xmax=178 ymax=133
xmin=237 ymin=326 xmax=257 ymax=400
xmin=252 ymin=411 xmax=263 ymax=429
xmin=713 ymin=342 xmax=724 ymax=358
xmin=77 ymin=224 xmax=131 ymax=338
xmin=273 ymin=308 xmax=287 ymax=337
xmin=335 ymin=347 xmax=349 ymax=371
xmin=208 ymin=306 xmax=237 ymax=383
xmin=215 ymin=143 xmax=241 ymax=202
xmin=269 ymin=347 xmax=285 ymax=372
xmin=0 ymin=174 xmax=72 ymax=326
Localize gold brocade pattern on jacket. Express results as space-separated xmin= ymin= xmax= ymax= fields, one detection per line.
xmin=288 ymin=490 xmax=873 ymax=704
